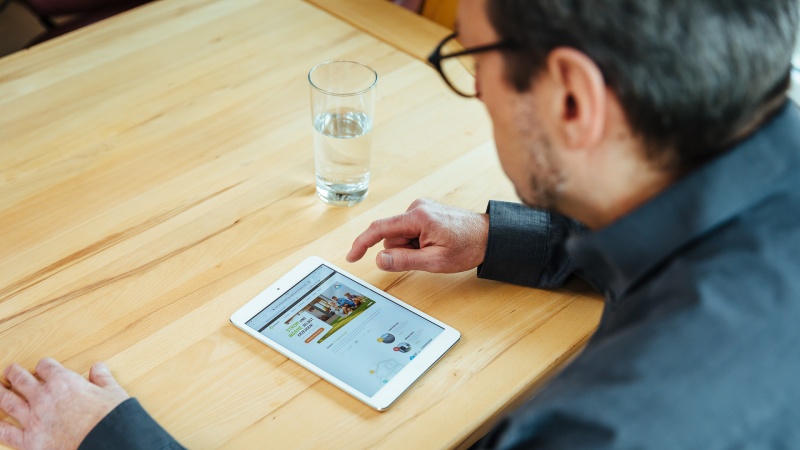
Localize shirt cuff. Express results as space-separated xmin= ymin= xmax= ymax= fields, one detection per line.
xmin=477 ymin=200 xmax=554 ymax=287
xmin=79 ymin=398 xmax=186 ymax=450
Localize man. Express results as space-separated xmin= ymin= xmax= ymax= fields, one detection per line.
xmin=332 ymin=295 xmax=357 ymax=310
xmin=3 ymin=0 xmax=799 ymax=448
xmin=344 ymin=293 xmax=363 ymax=307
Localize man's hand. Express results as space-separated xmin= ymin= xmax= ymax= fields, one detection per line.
xmin=0 ymin=358 xmax=130 ymax=450
xmin=346 ymin=198 xmax=490 ymax=273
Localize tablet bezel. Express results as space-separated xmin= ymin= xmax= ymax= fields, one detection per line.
xmin=230 ymin=256 xmax=461 ymax=411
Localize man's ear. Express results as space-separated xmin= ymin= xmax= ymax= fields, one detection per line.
xmin=542 ymin=47 xmax=606 ymax=150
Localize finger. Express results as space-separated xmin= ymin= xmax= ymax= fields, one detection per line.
xmin=89 ymin=362 xmax=121 ymax=390
xmin=0 ymin=421 xmax=24 ymax=450
xmin=35 ymin=357 xmax=66 ymax=381
xmin=347 ymin=214 xmax=421 ymax=263
xmin=3 ymin=364 xmax=40 ymax=399
xmin=346 ymin=222 xmax=392 ymax=262
xmin=382 ymin=236 xmax=417 ymax=249
xmin=0 ymin=384 xmax=29 ymax=426
xmin=377 ymin=246 xmax=447 ymax=272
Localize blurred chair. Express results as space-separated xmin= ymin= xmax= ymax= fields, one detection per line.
xmin=393 ymin=0 xmax=457 ymax=30
xmin=421 ymin=0 xmax=457 ymax=30
xmin=0 ymin=0 xmax=46 ymax=57
xmin=393 ymin=0 xmax=422 ymax=13
xmin=17 ymin=0 xmax=152 ymax=45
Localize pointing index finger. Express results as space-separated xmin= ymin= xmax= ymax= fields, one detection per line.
xmin=346 ymin=213 xmax=421 ymax=262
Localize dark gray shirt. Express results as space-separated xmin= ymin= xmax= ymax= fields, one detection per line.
xmin=81 ymin=103 xmax=800 ymax=449
xmin=475 ymin=101 xmax=800 ymax=449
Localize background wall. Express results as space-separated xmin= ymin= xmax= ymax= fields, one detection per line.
xmin=2 ymin=0 xmax=800 ymax=103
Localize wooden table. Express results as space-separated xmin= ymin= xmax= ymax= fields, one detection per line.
xmin=0 ymin=0 xmax=603 ymax=448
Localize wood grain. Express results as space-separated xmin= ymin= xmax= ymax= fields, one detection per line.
xmin=0 ymin=0 xmax=603 ymax=448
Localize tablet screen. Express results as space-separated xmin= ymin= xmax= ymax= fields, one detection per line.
xmin=244 ymin=264 xmax=445 ymax=396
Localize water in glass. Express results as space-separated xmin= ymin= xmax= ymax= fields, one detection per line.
xmin=313 ymin=109 xmax=372 ymax=206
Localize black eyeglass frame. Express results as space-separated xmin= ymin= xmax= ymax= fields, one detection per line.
xmin=427 ymin=32 xmax=518 ymax=98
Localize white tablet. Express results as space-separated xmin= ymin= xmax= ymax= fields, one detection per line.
xmin=230 ymin=256 xmax=460 ymax=411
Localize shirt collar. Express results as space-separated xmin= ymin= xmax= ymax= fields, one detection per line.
xmin=567 ymin=101 xmax=800 ymax=299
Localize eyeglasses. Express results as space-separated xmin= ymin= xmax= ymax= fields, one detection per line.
xmin=427 ymin=32 xmax=518 ymax=98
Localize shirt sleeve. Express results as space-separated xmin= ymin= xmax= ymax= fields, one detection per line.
xmin=477 ymin=201 xmax=585 ymax=288
xmin=78 ymin=398 xmax=186 ymax=450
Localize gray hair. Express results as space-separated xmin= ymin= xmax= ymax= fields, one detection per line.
xmin=487 ymin=0 xmax=799 ymax=172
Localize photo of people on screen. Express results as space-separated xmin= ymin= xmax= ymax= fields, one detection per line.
xmin=283 ymin=282 xmax=375 ymax=343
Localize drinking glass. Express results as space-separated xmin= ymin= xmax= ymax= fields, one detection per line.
xmin=308 ymin=61 xmax=377 ymax=206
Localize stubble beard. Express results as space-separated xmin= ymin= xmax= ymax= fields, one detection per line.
xmin=514 ymin=98 xmax=567 ymax=210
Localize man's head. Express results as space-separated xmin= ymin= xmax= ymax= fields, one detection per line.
xmin=456 ymin=0 xmax=798 ymax=227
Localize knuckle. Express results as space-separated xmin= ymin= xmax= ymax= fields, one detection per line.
xmin=35 ymin=359 xmax=50 ymax=377
xmin=0 ymin=391 xmax=11 ymax=411
xmin=39 ymin=356 xmax=57 ymax=368
xmin=410 ymin=197 xmax=436 ymax=213
xmin=6 ymin=368 xmax=22 ymax=387
xmin=49 ymin=377 xmax=71 ymax=394
xmin=0 ymin=392 xmax=21 ymax=418
xmin=415 ymin=198 xmax=432 ymax=210
xmin=409 ymin=204 xmax=427 ymax=218
xmin=367 ymin=219 xmax=383 ymax=233
xmin=414 ymin=207 xmax=433 ymax=223
xmin=421 ymin=197 xmax=441 ymax=210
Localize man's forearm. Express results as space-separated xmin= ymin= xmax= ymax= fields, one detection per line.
xmin=79 ymin=398 xmax=186 ymax=450
xmin=478 ymin=201 xmax=584 ymax=288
